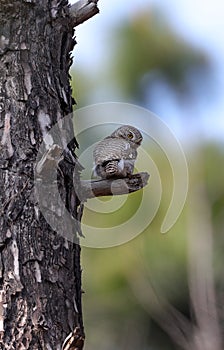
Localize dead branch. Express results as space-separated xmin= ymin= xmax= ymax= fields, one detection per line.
xmin=70 ymin=0 xmax=99 ymax=27
xmin=77 ymin=172 xmax=150 ymax=201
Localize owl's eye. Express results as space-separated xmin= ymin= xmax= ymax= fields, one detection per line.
xmin=127 ymin=132 xmax=133 ymax=139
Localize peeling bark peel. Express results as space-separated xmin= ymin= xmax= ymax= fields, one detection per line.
xmin=1 ymin=113 xmax=14 ymax=158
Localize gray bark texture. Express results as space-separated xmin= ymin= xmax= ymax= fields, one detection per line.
xmin=0 ymin=0 xmax=85 ymax=348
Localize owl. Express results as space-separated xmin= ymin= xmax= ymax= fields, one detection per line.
xmin=93 ymin=125 xmax=143 ymax=179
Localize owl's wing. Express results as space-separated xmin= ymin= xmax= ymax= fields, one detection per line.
xmin=93 ymin=138 xmax=135 ymax=165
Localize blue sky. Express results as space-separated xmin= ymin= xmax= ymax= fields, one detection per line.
xmin=70 ymin=0 xmax=224 ymax=142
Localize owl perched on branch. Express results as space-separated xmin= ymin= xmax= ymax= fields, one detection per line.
xmin=93 ymin=125 xmax=143 ymax=179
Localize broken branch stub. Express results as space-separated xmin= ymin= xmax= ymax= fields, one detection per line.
xmin=70 ymin=0 xmax=99 ymax=27
xmin=78 ymin=172 xmax=150 ymax=201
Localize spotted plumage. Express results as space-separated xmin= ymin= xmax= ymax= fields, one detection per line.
xmin=93 ymin=125 xmax=143 ymax=179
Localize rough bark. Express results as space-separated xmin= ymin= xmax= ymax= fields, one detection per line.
xmin=0 ymin=1 xmax=88 ymax=348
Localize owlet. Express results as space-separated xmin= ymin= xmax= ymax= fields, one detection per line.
xmin=93 ymin=125 xmax=143 ymax=179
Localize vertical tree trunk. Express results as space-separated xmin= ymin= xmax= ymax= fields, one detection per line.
xmin=0 ymin=1 xmax=92 ymax=348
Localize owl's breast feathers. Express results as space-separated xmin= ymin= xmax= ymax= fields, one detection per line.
xmin=93 ymin=138 xmax=137 ymax=165
xmin=93 ymin=138 xmax=138 ymax=178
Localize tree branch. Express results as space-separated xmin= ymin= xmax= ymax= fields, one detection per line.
xmin=70 ymin=0 xmax=99 ymax=27
xmin=78 ymin=172 xmax=150 ymax=201
xmin=36 ymin=146 xmax=149 ymax=201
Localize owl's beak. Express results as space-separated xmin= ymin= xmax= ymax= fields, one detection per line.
xmin=136 ymin=138 xmax=143 ymax=145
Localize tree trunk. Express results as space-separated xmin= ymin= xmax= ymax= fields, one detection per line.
xmin=0 ymin=1 xmax=90 ymax=348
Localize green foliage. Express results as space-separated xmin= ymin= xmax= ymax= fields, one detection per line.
xmin=112 ymin=10 xmax=210 ymax=103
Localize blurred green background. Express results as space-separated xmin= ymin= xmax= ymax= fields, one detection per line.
xmin=70 ymin=1 xmax=224 ymax=349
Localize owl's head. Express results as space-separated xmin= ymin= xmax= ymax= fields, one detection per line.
xmin=110 ymin=125 xmax=143 ymax=145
